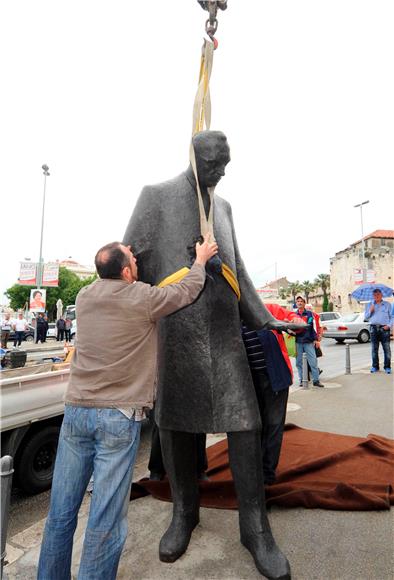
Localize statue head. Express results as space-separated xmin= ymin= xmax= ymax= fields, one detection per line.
xmin=192 ymin=130 xmax=231 ymax=188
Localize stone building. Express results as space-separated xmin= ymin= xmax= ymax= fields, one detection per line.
xmin=58 ymin=259 xmax=96 ymax=280
xmin=329 ymin=230 xmax=394 ymax=313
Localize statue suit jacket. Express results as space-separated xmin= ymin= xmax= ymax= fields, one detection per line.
xmin=123 ymin=167 xmax=276 ymax=433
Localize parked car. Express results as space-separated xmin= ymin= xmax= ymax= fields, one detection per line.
xmin=319 ymin=312 xmax=341 ymax=323
xmin=46 ymin=322 xmax=57 ymax=339
xmin=70 ymin=320 xmax=77 ymax=340
xmin=7 ymin=325 xmax=35 ymax=344
xmin=322 ymin=312 xmax=370 ymax=343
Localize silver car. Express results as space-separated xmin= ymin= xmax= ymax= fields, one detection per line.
xmin=322 ymin=312 xmax=370 ymax=344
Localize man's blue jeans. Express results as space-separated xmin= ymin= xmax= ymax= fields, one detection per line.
xmin=296 ymin=341 xmax=320 ymax=383
xmin=370 ymin=326 xmax=391 ymax=370
xmin=38 ymin=406 xmax=141 ymax=580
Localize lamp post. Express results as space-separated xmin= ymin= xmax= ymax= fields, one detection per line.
xmin=38 ymin=165 xmax=50 ymax=289
xmin=34 ymin=165 xmax=50 ymax=342
xmin=353 ymin=200 xmax=369 ymax=282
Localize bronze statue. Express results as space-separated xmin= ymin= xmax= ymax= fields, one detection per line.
xmin=124 ymin=130 xmax=300 ymax=579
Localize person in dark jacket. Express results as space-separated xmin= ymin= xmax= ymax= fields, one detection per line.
xmin=242 ymin=304 xmax=303 ymax=484
xmin=36 ymin=313 xmax=47 ymax=343
xmin=294 ymin=296 xmax=324 ymax=387
xmin=56 ymin=317 xmax=66 ymax=341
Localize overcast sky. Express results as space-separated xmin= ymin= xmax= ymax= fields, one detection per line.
xmin=1 ymin=0 xmax=393 ymax=301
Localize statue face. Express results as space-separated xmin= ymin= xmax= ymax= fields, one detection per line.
xmin=195 ymin=139 xmax=231 ymax=188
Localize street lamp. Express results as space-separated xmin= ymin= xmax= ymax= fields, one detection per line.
xmin=38 ymin=165 xmax=50 ymax=289
xmin=353 ymin=200 xmax=369 ymax=282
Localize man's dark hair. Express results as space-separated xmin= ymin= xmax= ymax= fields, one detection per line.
xmin=94 ymin=242 xmax=129 ymax=279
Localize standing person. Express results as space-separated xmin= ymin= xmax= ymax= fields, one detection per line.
xmin=56 ymin=316 xmax=66 ymax=341
xmin=64 ymin=317 xmax=72 ymax=342
xmin=305 ymin=303 xmax=323 ymax=376
xmin=12 ymin=313 xmax=28 ymax=347
xmin=36 ymin=313 xmax=47 ymax=343
xmin=38 ymin=237 xmax=217 ymax=580
xmin=294 ymin=296 xmax=324 ymax=387
xmin=364 ymin=288 xmax=392 ymax=374
xmin=242 ymin=303 xmax=303 ymax=485
xmin=1 ymin=313 xmax=12 ymax=349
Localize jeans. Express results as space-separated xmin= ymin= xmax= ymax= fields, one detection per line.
xmin=252 ymin=371 xmax=288 ymax=483
xmin=13 ymin=331 xmax=24 ymax=346
xmin=38 ymin=406 xmax=141 ymax=580
xmin=370 ymin=326 xmax=391 ymax=370
xmin=296 ymin=341 xmax=320 ymax=383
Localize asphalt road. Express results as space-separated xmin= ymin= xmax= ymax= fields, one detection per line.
xmin=7 ymin=337 xmax=373 ymax=538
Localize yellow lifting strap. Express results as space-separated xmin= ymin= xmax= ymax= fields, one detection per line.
xmin=189 ymin=39 xmax=215 ymax=240
xmin=158 ymin=264 xmax=241 ymax=301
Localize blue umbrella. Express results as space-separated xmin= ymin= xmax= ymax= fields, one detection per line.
xmin=351 ymin=283 xmax=393 ymax=301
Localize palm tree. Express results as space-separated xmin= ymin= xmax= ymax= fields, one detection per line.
xmin=301 ymin=280 xmax=316 ymax=303
xmin=314 ymin=273 xmax=330 ymax=311
xmin=278 ymin=286 xmax=289 ymax=300
xmin=287 ymin=281 xmax=303 ymax=305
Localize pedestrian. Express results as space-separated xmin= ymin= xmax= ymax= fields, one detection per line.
xmin=64 ymin=317 xmax=72 ymax=342
xmin=37 ymin=236 xmax=217 ymax=580
xmin=12 ymin=313 xmax=28 ymax=348
xmin=1 ymin=313 xmax=12 ymax=349
xmin=242 ymin=303 xmax=304 ymax=484
xmin=294 ymin=296 xmax=324 ymax=387
xmin=56 ymin=316 xmax=66 ymax=341
xmin=305 ymin=303 xmax=323 ymax=376
xmin=36 ymin=313 xmax=47 ymax=343
xmin=364 ymin=288 xmax=392 ymax=374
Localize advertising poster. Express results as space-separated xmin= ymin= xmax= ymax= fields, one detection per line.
xmin=29 ymin=288 xmax=47 ymax=312
xmin=42 ymin=263 xmax=59 ymax=287
xmin=18 ymin=262 xmax=37 ymax=286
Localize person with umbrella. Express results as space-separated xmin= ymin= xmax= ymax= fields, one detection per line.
xmin=361 ymin=286 xmax=393 ymax=374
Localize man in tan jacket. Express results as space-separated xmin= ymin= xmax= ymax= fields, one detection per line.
xmin=38 ymin=237 xmax=217 ymax=580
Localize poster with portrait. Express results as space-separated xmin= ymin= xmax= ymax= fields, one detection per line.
xmin=29 ymin=288 xmax=47 ymax=312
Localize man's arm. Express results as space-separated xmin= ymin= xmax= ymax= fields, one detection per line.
xmin=364 ymin=302 xmax=373 ymax=320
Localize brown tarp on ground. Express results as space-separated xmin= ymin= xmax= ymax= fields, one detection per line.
xmin=131 ymin=424 xmax=394 ymax=510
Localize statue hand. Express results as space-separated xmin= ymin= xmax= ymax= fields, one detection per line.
xmin=267 ymin=319 xmax=307 ymax=333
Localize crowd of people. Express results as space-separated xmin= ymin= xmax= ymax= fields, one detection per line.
xmin=0 ymin=311 xmax=74 ymax=348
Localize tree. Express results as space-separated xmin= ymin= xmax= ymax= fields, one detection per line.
xmin=278 ymin=286 xmax=289 ymax=300
xmin=314 ymin=273 xmax=330 ymax=311
xmin=5 ymin=267 xmax=97 ymax=320
xmin=301 ymin=280 xmax=316 ymax=303
xmin=287 ymin=281 xmax=303 ymax=305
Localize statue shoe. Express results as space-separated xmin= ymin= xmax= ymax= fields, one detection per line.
xmin=240 ymin=530 xmax=291 ymax=580
xmin=159 ymin=512 xmax=199 ymax=563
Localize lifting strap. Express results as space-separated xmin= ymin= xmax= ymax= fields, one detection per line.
xmin=189 ymin=39 xmax=216 ymax=239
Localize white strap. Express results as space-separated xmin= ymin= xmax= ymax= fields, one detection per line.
xmin=190 ymin=39 xmax=216 ymax=239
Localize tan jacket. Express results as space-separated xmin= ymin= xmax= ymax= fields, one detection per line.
xmin=65 ymin=263 xmax=205 ymax=408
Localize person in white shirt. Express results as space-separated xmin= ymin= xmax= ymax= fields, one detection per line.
xmin=12 ymin=313 xmax=28 ymax=347
xmin=1 ymin=313 xmax=13 ymax=348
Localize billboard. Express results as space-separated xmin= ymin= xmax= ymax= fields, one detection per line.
xmin=18 ymin=262 xmax=37 ymax=285
xmin=29 ymin=288 xmax=47 ymax=312
xmin=42 ymin=263 xmax=59 ymax=287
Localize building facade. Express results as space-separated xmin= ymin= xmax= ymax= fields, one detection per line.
xmin=330 ymin=230 xmax=394 ymax=313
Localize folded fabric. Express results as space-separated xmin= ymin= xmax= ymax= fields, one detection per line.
xmin=131 ymin=424 xmax=394 ymax=511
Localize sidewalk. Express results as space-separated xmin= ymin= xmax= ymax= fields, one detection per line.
xmin=4 ymin=367 xmax=394 ymax=579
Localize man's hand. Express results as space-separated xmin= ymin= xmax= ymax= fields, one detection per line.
xmin=195 ymin=233 xmax=219 ymax=267
xmin=369 ymin=304 xmax=375 ymax=313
